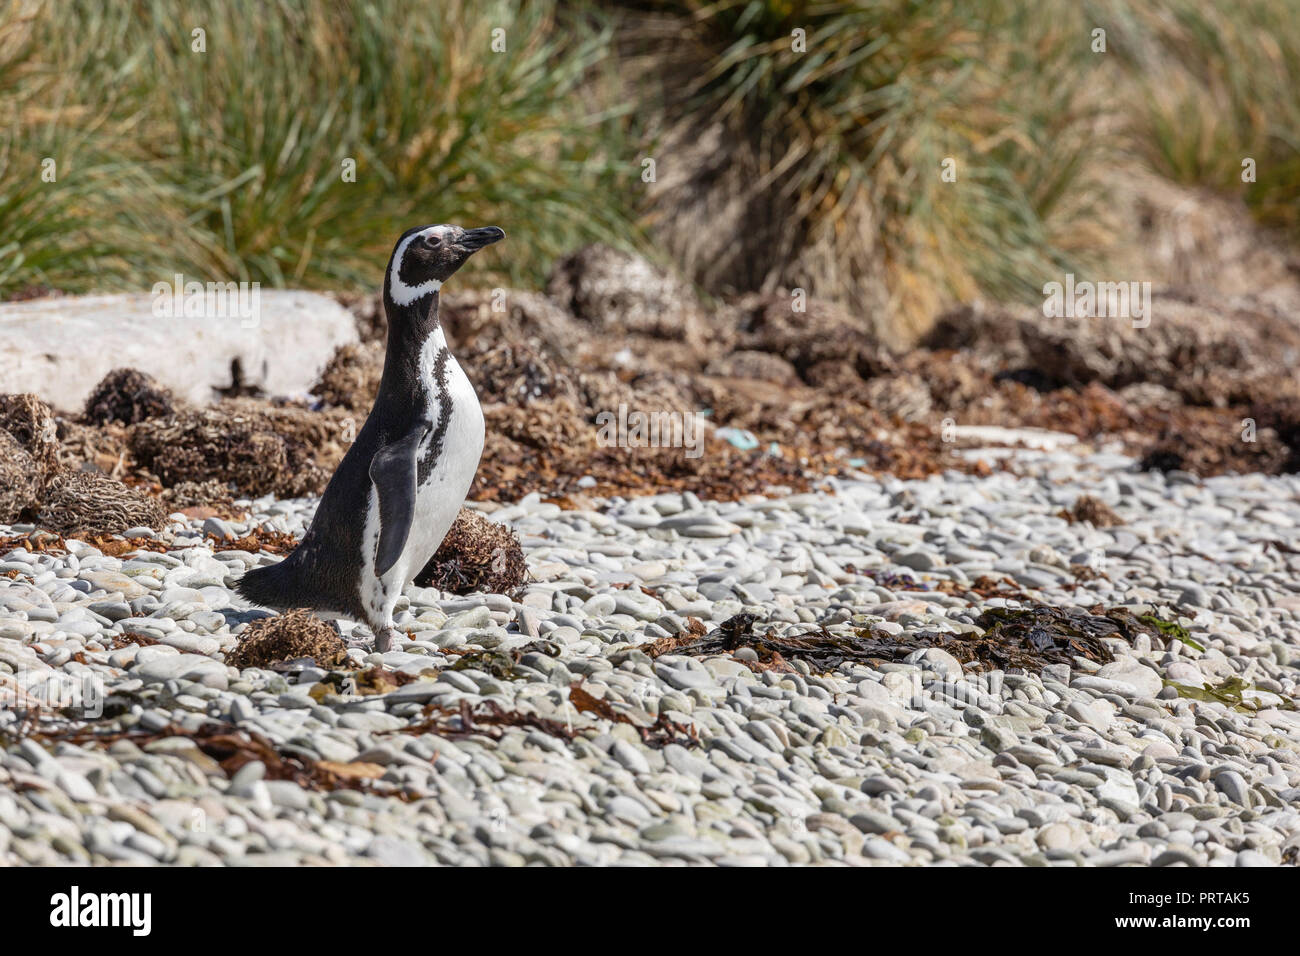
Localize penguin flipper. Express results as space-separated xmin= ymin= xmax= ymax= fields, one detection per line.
xmin=369 ymin=424 xmax=426 ymax=578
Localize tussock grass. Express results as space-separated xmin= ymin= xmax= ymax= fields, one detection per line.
xmin=1 ymin=0 xmax=633 ymax=295
xmin=1094 ymin=0 xmax=1300 ymax=238
xmin=0 ymin=4 xmax=196 ymax=293
xmin=619 ymin=0 xmax=1300 ymax=340
xmin=2 ymin=0 xmax=1297 ymax=346
xmin=622 ymin=0 xmax=1113 ymax=342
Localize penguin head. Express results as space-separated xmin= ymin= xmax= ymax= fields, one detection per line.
xmin=386 ymin=224 xmax=506 ymax=308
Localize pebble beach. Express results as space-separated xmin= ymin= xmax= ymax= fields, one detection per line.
xmin=3 ymin=444 xmax=1299 ymax=867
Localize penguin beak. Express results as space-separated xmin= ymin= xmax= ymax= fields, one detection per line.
xmin=458 ymin=226 xmax=506 ymax=252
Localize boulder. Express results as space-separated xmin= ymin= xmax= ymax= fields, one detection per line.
xmin=0 ymin=291 xmax=358 ymax=410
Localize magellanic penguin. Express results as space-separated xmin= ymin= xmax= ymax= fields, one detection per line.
xmin=237 ymin=224 xmax=505 ymax=651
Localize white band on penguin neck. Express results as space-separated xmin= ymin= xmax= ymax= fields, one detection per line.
xmin=388 ymin=227 xmax=445 ymax=307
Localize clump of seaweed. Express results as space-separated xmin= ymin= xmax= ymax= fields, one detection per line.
xmin=732 ymin=292 xmax=888 ymax=383
xmin=54 ymin=418 xmax=131 ymax=477
xmin=1166 ymin=676 xmax=1295 ymax=713
xmin=485 ymin=397 xmax=595 ymax=453
xmin=159 ymin=479 xmax=236 ymax=514
xmin=209 ymin=527 xmax=298 ymax=555
xmin=18 ymin=719 xmax=392 ymax=797
xmin=381 ymin=698 xmax=579 ymax=744
xmin=36 ymin=471 xmax=169 ymax=537
xmin=1059 ymin=494 xmax=1123 ymax=527
xmin=1138 ymin=612 xmax=1202 ymax=650
xmin=645 ymin=606 xmax=1184 ymax=677
xmin=705 ymin=349 xmax=801 ymax=386
xmin=961 ymin=606 xmax=1126 ymax=671
xmin=129 ymin=403 xmax=329 ymax=497
xmin=0 ymin=392 xmax=61 ymax=482
xmin=312 ymin=341 xmax=385 ymax=411
xmin=226 ymin=608 xmax=349 ymax=670
xmin=464 ymin=339 xmax=582 ymax=405
xmin=547 ymin=243 xmax=706 ymax=343
xmin=415 ymin=509 xmax=526 ymax=595
xmin=82 ymin=368 xmax=176 ymax=426
xmin=568 ymin=682 xmax=699 ymax=748
xmin=0 ymin=431 xmax=40 ymax=523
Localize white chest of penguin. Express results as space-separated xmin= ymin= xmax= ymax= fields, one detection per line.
xmin=397 ymin=328 xmax=485 ymax=580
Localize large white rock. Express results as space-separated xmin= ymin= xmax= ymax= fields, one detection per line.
xmin=0 ymin=290 xmax=358 ymax=411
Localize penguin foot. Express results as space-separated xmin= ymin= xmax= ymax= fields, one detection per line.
xmin=374 ymin=627 xmax=402 ymax=653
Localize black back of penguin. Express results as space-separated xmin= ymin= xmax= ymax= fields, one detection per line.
xmin=234 ymin=413 xmax=384 ymax=621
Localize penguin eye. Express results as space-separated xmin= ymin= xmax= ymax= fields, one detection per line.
xmin=424 ymin=235 xmax=442 ymax=249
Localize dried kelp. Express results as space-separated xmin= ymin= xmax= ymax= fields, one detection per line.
xmin=0 ymin=392 xmax=60 ymax=480
xmin=311 ymin=341 xmax=385 ymax=411
xmin=1059 ymin=495 xmax=1123 ymax=527
xmin=0 ymin=430 xmax=40 ymax=523
xmin=226 ymin=608 xmax=349 ymax=670
xmin=568 ymin=682 xmax=699 ymax=748
xmin=129 ymin=403 xmax=330 ymax=497
xmin=82 ymin=368 xmax=176 ymax=426
xmin=208 ymin=527 xmax=298 ymax=555
xmin=382 ymin=698 xmax=578 ymax=744
xmin=20 ymin=720 xmax=397 ymax=797
xmin=36 ymin=470 xmax=168 ymax=536
xmin=414 ymin=509 xmax=526 ymax=595
xmin=644 ymin=607 xmax=1182 ymax=676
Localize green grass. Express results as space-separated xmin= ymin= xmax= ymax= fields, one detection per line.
xmin=1 ymin=0 xmax=636 ymax=295
xmin=618 ymin=0 xmax=1300 ymax=337
xmin=2 ymin=0 xmax=1298 ymax=344
xmin=0 ymin=4 xmax=198 ymax=293
xmin=1092 ymin=0 xmax=1300 ymax=238
xmin=616 ymin=0 xmax=1114 ymax=338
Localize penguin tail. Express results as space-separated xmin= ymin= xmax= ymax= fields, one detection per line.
xmin=236 ymin=553 xmax=359 ymax=625
xmin=235 ymin=560 xmax=299 ymax=613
